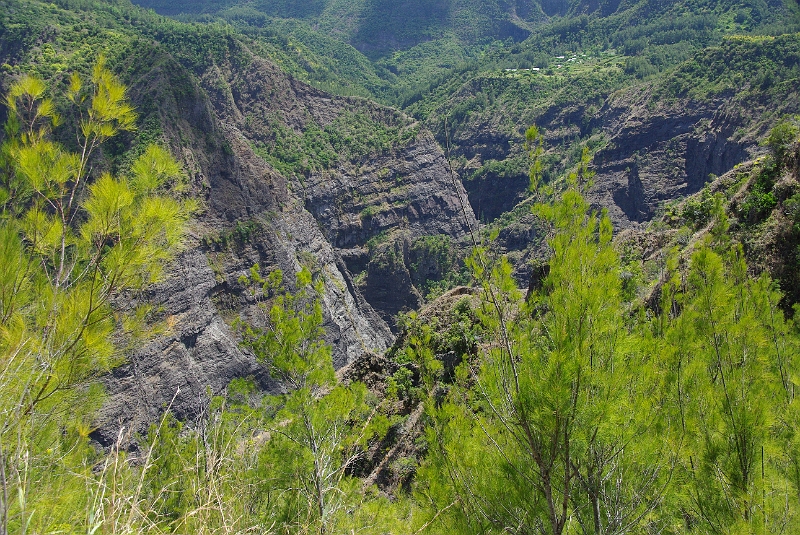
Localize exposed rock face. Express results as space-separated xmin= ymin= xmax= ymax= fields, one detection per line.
xmin=303 ymin=130 xmax=474 ymax=249
xmin=589 ymin=91 xmax=754 ymax=227
xmin=361 ymin=236 xmax=423 ymax=330
xmin=465 ymin=172 xmax=530 ymax=223
xmin=94 ymin=38 xmax=477 ymax=443
xmin=446 ymin=88 xmax=773 ymax=231
xmin=615 ymin=143 xmax=800 ymax=313
xmin=95 ymin=249 xmax=275 ymax=446
xmin=434 ymin=41 xmax=799 ymax=233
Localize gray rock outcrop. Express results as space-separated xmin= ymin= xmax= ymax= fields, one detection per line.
xmin=94 ymin=37 xmax=477 ymax=444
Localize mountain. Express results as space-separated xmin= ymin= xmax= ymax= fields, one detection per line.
xmin=7 ymin=0 xmax=800 ymax=532
xmin=424 ymin=33 xmax=800 ymax=224
xmin=399 ymin=0 xmax=800 ymax=281
xmin=128 ymin=0 xmax=800 ymax=101
xmin=1 ymin=0 xmax=477 ymax=442
xmin=3 ymin=0 xmax=800 ymax=441
xmin=132 ymin=0 xmax=544 ymax=55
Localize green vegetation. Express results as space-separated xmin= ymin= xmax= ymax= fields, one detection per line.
xmin=408 ymin=235 xmax=470 ymax=300
xmin=3 ymin=63 xmax=800 ymax=531
xmin=202 ymin=219 xmax=263 ymax=250
xmin=133 ymin=0 xmax=539 ymax=56
xmin=411 ymin=176 xmax=800 ymax=534
xmin=132 ymin=0 xmax=798 ymax=112
xmin=660 ymin=34 xmax=800 ymax=101
xmin=237 ymin=266 xmax=395 ymax=534
xmin=4 ymin=0 xmax=800 ymax=533
xmin=681 ymin=184 xmax=721 ymax=229
xmin=253 ymin=111 xmax=418 ymax=179
xmin=0 ymin=60 xmax=193 ymax=533
xmin=740 ymin=160 xmax=779 ymax=223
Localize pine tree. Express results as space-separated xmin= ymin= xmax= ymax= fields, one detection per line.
xmin=239 ymin=266 xmax=388 ymax=535
xmin=665 ymin=243 xmax=800 ymax=533
xmin=0 ymin=59 xmax=193 ymax=533
xmin=421 ymin=175 xmax=670 ymax=534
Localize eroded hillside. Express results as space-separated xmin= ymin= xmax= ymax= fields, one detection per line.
xmin=3 ymin=0 xmax=800 ymax=445
xmin=1 ymin=0 xmax=479 ymax=443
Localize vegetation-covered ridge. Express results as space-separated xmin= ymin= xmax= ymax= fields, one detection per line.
xmin=122 ymin=0 xmax=800 ymax=108
xmin=4 ymin=0 xmax=800 ymax=533
xmin=3 ymin=53 xmax=800 ymax=533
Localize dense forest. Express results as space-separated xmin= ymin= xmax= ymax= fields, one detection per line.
xmin=2 ymin=0 xmax=800 ymax=533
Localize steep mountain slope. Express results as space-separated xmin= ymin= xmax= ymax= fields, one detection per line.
xmin=418 ymin=33 xmax=800 ymax=226
xmin=4 ymin=0 xmax=800 ymax=443
xmin=132 ymin=0 xmax=544 ymax=55
xmin=129 ymin=0 xmax=553 ymax=103
xmin=132 ymin=0 xmax=800 ymax=237
xmin=404 ymin=1 xmax=800 ymax=223
xmin=0 ymin=0 xmax=477 ymax=443
xmin=8 ymin=3 xmax=800 ymax=531
xmin=614 ymin=131 xmax=800 ymax=312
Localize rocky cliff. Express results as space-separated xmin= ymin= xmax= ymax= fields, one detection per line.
xmin=448 ymin=82 xmax=789 ymax=229
xmin=421 ymin=35 xmax=800 ymax=235
xmin=93 ymin=37 xmax=477 ymax=445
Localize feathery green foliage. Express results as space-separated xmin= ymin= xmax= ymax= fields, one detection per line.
xmin=411 ymin=134 xmax=800 ymax=534
xmin=238 ymin=266 xmax=392 ymax=534
xmin=0 ymin=60 xmax=193 ymax=534
xmin=4 ymin=1 xmax=800 ymax=531
xmin=419 ymin=178 xmax=670 ymax=534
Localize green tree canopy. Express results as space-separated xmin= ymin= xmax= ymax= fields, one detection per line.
xmin=0 ymin=59 xmax=194 ymax=533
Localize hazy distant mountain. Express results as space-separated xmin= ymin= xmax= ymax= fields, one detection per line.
xmin=131 ymin=0 xmax=547 ymax=56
